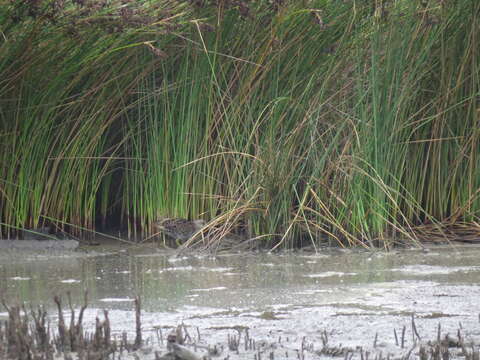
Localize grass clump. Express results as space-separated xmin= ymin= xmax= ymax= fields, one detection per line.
xmin=0 ymin=0 xmax=479 ymax=249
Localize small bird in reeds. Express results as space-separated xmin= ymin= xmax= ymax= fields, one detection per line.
xmin=153 ymin=218 xmax=206 ymax=241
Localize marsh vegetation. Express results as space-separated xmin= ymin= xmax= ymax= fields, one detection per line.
xmin=1 ymin=0 xmax=479 ymax=249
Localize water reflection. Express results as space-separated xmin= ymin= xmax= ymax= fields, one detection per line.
xmin=1 ymin=245 xmax=480 ymax=312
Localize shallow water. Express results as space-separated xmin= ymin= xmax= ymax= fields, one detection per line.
xmin=1 ymin=243 xmax=480 ymax=358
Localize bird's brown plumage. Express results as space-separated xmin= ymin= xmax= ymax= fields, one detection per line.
xmin=153 ymin=218 xmax=205 ymax=240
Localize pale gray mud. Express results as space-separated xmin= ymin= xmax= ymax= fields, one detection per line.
xmin=1 ymin=243 xmax=479 ymax=359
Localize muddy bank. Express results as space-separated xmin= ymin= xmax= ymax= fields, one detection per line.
xmin=2 ymin=291 xmax=479 ymax=360
xmin=0 ymin=239 xmax=79 ymax=251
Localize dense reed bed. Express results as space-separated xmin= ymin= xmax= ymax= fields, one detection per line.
xmin=0 ymin=0 xmax=479 ymax=248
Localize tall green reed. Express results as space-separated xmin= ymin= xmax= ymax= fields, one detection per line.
xmin=1 ymin=0 xmax=478 ymax=248
xmin=0 ymin=0 xmax=191 ymax=236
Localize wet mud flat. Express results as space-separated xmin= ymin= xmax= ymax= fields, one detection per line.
xmin=1 ymin=244 xmax=480 ymax=359
xmin=0 ymin=239 xmax=79 ymax=251
xmin=1 ymin=290 xmax=479 ymax=360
